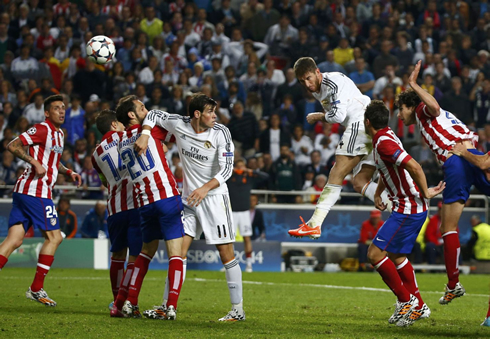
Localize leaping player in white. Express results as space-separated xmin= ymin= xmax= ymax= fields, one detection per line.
xmin=135 ymin=93 xmax=245 ymax=322
xmin=288 ymin=57 xmax=389 ymax=239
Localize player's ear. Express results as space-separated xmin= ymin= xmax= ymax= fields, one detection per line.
xmin=193 ymin=110 xmax=201 ymax=119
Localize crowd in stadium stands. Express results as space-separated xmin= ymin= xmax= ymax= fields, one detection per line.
xmin=0 ymin=0 xmax=489 ymax=204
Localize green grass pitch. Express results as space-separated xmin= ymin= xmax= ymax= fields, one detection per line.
xmin=1 ymin=268 xmax=489 ymax=338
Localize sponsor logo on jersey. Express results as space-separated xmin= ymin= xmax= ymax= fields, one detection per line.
xmin=51 ymin=145 xmax=63 ymax=154
xmin=27 ymin=127 xmax=37 ymax=135
xmin=182 ymin=146 xmax=209 ymax=161
xmin=223 ymin=152 xmax=233 ymax=157
xmin=204 ymin=141 xmax=212 ymax=149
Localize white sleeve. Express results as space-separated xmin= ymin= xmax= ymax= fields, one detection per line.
xmin=253 ymin=41 xmax=269 ymax=59
xmin=324 ymin=99 xmax=348 ymax=124
xmin=213 ymin=127 xmax=234 ymax=186
xmin=143 ymin=109 xmax=178 ymax=133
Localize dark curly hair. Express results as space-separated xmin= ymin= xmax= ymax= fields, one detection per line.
xmin=394 ymin=89 xmax=421 ymax=109
xmin=365 ymin=100 xmax=389 ymax=130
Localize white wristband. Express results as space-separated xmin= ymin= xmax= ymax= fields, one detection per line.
xmin=141 ymin=129 xmax=151 ymax=136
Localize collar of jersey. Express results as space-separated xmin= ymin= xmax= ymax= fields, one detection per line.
xmin=373 ymin=126 xmax=391 ymax=144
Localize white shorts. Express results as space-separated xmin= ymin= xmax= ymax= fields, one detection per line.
xmin=183 ymin=194 xmax=235 ymax=245
xmin=336 ymin=121 xmax=375 ymax=177
xmin=232 ymin=211 xmax=252 ymax=237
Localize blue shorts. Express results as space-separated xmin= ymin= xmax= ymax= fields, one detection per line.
xmin=443 ymin=150 xmax=490 ymax=203
xmin=9 ymin=193 xmax=59 ymax=232
xmin=107 ymin=209 xmax=142 ymax=256
xmin=372 ymin=211 xmax=428 ymax=254
xmin=139 ymin=195 xmax=184 ymax=243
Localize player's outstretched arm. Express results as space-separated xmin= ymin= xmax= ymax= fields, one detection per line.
xmin=58 ymin=162 xmax=82 ymax=187
xmin=405 ymin=158 xmax=445 ymax=199
xmin=306 ymin=112 xmax=327 ymax=124
xmin=374 ymin=179 xmax=387 ymax=211
xmin=7 ymin=137 xmax=46 ymax=178
xmin=451 ymin=142 xmax=490 ymax=170
xmin=409 ymin=60 xmax=441 ymax=117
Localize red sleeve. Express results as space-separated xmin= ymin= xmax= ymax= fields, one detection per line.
xmin=151 ymin=126 xmax=170 ymax=141
xmin=415 ymin=102 xmax=432 ymax=121
xmin=19 ymin=124 xmax=48 ymax=146
xmin=376 ymin=140 xmax=412 ymax=167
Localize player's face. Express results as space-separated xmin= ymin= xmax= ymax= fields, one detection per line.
xmin=298 ymin=69 xmax=321 ymax=93
xmin=397 ymin=104 xmax=416 ymax=126
xmin=45 ymin=100 xmax=66 ymax=127
xmin=199 ymin=104 xmax=217 ymax=129
xmin=133 ymin=100 xmax=148 ymax=123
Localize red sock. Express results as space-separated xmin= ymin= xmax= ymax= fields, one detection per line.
xmin=30 ymin=254 xmax=54 ymax=292
xmin=0 ymin=255 xmax=8 ymax=269
xmin=110 ymin=258 xmax=126 ymax=301
xmin=126 ymin=253 xmax=152 ymax=305
xmin=397 ymin=258 xmax=424 ymax=309
xmin=487 ymin=297 xmax=490 ymax=318
xmin=373 ymin=257 xmax=411 ymax=302
xmin=167 ymin=256 xmax=184 ymax=309
xmin=115 ymin=262 xmax=134 ymax=310
xmin=442 ymin=231 xmax=460 ymax=289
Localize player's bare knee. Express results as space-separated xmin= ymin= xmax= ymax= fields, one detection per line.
xmin=352 ymin=177 xmax=367 ymax=193
xmin=217 ymin=243 xmax=235 ymax=263
xmin=112 ymin=249 xmax=127 ymax=260
xmin=10 ymin=238 xmax=24 ymax=250
xmin=367 ymin=244 xmax=381 ymax=264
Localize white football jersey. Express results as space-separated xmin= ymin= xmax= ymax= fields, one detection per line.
xmin=312 ymin=72 xmax=371 ymax=127
xmin=143 ymin=111 xmax=234 ymax=199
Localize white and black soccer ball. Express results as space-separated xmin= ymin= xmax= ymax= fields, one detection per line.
xmin=86 ymin=35 xmax=116 ymax=65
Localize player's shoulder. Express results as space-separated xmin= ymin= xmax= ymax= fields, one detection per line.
xmin=212 ymin=123 xmax=232 ymax=138
xmin=323 ymin=72 xmax=348 ymax=82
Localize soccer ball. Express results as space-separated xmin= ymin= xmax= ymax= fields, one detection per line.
xmin=86 ymin=35 xmax=116 ymax=65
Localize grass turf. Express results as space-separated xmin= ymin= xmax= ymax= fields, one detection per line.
xmin=0 ymin=268 xmax=489 ymax=338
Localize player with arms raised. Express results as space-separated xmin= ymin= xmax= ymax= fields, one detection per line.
xmin=114 ymin=95 xmax=184 ymax=320
xmin=365 ymin=100 xmax=444 ymax=326
xmin=135 ymin=93 xmax=245 ymax=322
xmin=396 ymin=61 xmax=490 ymax=304
xmin=0 ymin=95 xmax=81 ymax=306
xmin=289 ymin=57 xmax=389 ymax=239
xmin=91 ymin=110 xmax=142 ymax=317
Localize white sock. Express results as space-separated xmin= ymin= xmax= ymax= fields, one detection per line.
xmin=224 ymin=258 xmax=243 ymax=308
xmin=163 ymin=258 xmax=187 ymax=306
xmin=246 ymin=257 xmax=252 ymax=267
xmin=310 ymin=184 xmax=342 ymax=226
xmin=362 ymin=181 xmax=390 ymax=206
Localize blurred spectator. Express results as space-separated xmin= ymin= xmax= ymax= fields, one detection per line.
xmin=291 ymin=124 xmax=313 ymax=166
xmin=0 ymin=23 xmax=16 ymax=64
xmin=259 ymin=112 xmax=291 ymax=161
xmin=393 ymin=32 xmax=414 ymax=75
xmin=466 ymin=215 xmax=490 ymax=260
xmin=250 ymin=0 xmax=280 ymax=43
xmin=441 ymin=77 xmax=472 ymax=125
xmin=28 ymin=77 xmax=60 ymax=102
xmin=305 ymin=173 xmax=327 ymax=204
xmin=358 ymin=210 xmax=383 ymax=271
xmin=11 ymin=44 xmax=40 ymax=84
xmin=250 ymin=67 xmax=274 ymax=117
xmin=333 ymin=38 xmax=354 ymax=67
xmin=317 ymin=50 xmax=346 ymax=74
xmin=271 ymin=144 xmax=302 ymax=202
xmin=73 ymin=59 xmax=106 ymax=103
xmin=0 ymin=80 xmax=17 ymax=106
xmin=57 ymin=196 xmax=78 ymax=239
xmin=350 ymin=57 xmax=375 ymax=99
xmin=470 ymin=77 xmax=490 ymax=128
xmin=164 ymin=85 xmax=186 ymax=116
xmin=0 ymin=150 xmax=16 ymax=185
xmin=23 ymin=93 xmax=45 ymax=124
xmin=140 ymin=7 xmax=163 ymax=45
xmin=250 ymin=194 xmax=265 ymax=241
xmin=264 ymin=14 xmax=298 ymax=56
xmin=373 ymin=65 xmax=402 ymax=100
xmin=81 ymin=155 xmax=104 ymax=200
xmin=81 ymin=200 xmax=108 ymax=239
xmin=275 ymin=68 xmax=304 ymax=109
xmin=372 ymin=39 xmax=398 ymax=79
xmin=227 ymin=100 xmax=259 ymax=157
xmin=63 ymin=95 xmax=85 ymax=145
xmin=425 ymin=202 xmax=444 ymax=265
xmin=303 ymin=150 xmax=330 ymax=179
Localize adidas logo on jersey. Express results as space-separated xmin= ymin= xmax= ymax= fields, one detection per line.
xmin=180 ymin=134 xmax=186 ymax=140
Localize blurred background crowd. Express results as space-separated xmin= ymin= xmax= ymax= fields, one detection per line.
xmin=0 ymin=0 xmax=489 ymax=205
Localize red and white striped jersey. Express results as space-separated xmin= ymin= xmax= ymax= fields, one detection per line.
xmin=117 ymin=124 xmax=179 ymax=207
xmin=373 ymin=127 xmax=428 ymax=215
xmin=13 ymin=120 xmax=64 ymax=200
xmin=92 ymin=131 xmax=138 ymax=216
xmin=415 ymin=103 xmax=478 ymax=165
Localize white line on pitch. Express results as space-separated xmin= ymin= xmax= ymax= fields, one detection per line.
xmin=1 ymin=275 xmax=488 ymax=298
